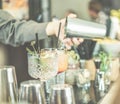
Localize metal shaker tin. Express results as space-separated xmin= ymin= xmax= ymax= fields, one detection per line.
xmin=65 ymin=18 xmax=106 ymax=39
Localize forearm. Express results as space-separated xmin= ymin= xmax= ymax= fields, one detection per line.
xmin=0 ymin=19 xmax=48 ymax=46
xmin=0 ymin=10 xmax=55 ymax=46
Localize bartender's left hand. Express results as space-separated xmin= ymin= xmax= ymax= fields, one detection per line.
xmin=46 ymin=14 xmax=84 ymax=49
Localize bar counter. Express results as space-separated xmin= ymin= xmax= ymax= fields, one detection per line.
xmin=99 ymin=74 xmax=120 ymax=104
xmin=69 ymin=59 xmax=120 ymax=104
xmin=85 ymin=59 xmax=120 ymax=104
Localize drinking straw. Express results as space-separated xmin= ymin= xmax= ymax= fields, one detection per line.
xmin=57 ymin=22 xmax=62 ymax=48
xmin=35 ymin=33 xmax=40 ymax=53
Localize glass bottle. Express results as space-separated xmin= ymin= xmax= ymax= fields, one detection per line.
xmin=93 ymin=57 xmax=101 ymax=102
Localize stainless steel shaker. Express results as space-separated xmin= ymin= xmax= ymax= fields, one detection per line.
xmin=50 ymin=84 xmax=75 ymax=104
xmin=0 ymin=66 xmax=18 ymax=104
xmin=19 ymin=80 xmax=46 ymax=104
xmin=65 ymin=18 xmax=106 ymax=39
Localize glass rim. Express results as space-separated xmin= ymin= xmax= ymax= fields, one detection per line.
xmin=20 ymin=80 xmax=41 ymax=87
xmin=40 ymin=48 xmax=66 ymax=51
xmin=27 ymin=52 xmax=39 ymax=56
xmin=0 ymin=65 xmax=15 ymax=69
xmin=51 ymin=84 xmax=72 ymax=90
xmin=40 ymin=48 xmax=58 ymax=51
xmin=27 ymin=48 xmax=66 ymax=55
xmin=0 ymin=66 xmax=16 ymax=75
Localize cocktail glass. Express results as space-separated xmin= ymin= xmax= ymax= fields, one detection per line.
xmin=28 ymin=48 xmax=58 ymax=104
xmin=56 ymin=49 xmax=68 ymax=84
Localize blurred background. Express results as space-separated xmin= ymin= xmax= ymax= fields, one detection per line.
xmin=0 ymin=0 xmax=120 ymax=86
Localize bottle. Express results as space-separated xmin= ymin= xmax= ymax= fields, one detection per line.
xmin=93 ymin=58 xmax=101 ymax=102
xmin=65 ymin=18 xmax=106 ymax=39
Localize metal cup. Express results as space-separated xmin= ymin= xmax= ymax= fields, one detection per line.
xmin=0 ymin=66 xmax=18 ymax=104
xmin=65 ymin=18 xmax=106 ymax=39
xmin=19 ymin=80 xmax=46 ymax=104
xmin=50 ymin=84 xmax=75 ymax=104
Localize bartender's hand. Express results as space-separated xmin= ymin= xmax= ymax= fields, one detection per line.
xmin=46 ymin=14 xmax=84 ymax=49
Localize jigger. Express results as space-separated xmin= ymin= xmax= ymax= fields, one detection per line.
xmin=50 ymin=84 xmax=75 ymax=104
xmin=0 ymin=66 xmax=18 ymax=104
xmin=19 ymin=80 xmax=46 ymax=104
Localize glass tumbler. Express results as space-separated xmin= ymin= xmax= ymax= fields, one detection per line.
xmin=27 ymin=53 xmax=40 ymax=79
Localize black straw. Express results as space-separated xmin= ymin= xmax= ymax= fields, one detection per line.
xmin=57 ymin=22 xmax=62 ymax=48
xmin=35 ymin=33 xmax=40 ymax=53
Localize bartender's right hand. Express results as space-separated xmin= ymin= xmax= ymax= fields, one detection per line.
xmin=46 ymin=14 xmax=84 ymax=49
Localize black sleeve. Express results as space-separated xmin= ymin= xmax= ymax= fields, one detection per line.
xmin=77 ymin=39 xmax=96 ymax=60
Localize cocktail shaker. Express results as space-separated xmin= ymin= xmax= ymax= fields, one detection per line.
xmin=50 ymin=84 xmax=75 ymax=104
xmin=19 ymin=80 xmax=46 ymax=104
xmin=65 ymin=18 xmax=106 ymax=39
xmin=0 ymin=66 xmax=18 ymax=104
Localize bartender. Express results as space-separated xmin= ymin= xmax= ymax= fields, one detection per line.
xmin=0 ymin=10 xmax=83 ymax=48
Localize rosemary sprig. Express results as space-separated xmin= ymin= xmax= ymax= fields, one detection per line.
xmin=26 ymin=47 xmax=34 ymax=55
xmin=31 ymin=41 xmax=38 ymax=55
xmin=26 ymin=41 xmax=38 ymax=55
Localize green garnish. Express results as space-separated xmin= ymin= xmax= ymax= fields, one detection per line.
xmin=98 ymin=51 xmax=111 ymax=72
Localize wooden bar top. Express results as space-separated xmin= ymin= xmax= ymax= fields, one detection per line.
xmin=99 ymin=74 xmax=120 ymax=104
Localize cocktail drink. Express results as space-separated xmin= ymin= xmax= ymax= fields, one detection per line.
xmin=28 ymin=48 xmax=58 ymax=81
xmin=28 ymin=48 xmax=58 ymax=104
xmin=39 ymin=48 xmax=58 ymax=81
xmin=57 ymin=49 xmax=68 ymax=73
xmin=28 ymin=53 xmax=39 ymax=79
xmin=55 ymin=49 xmax=68 ymax=84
